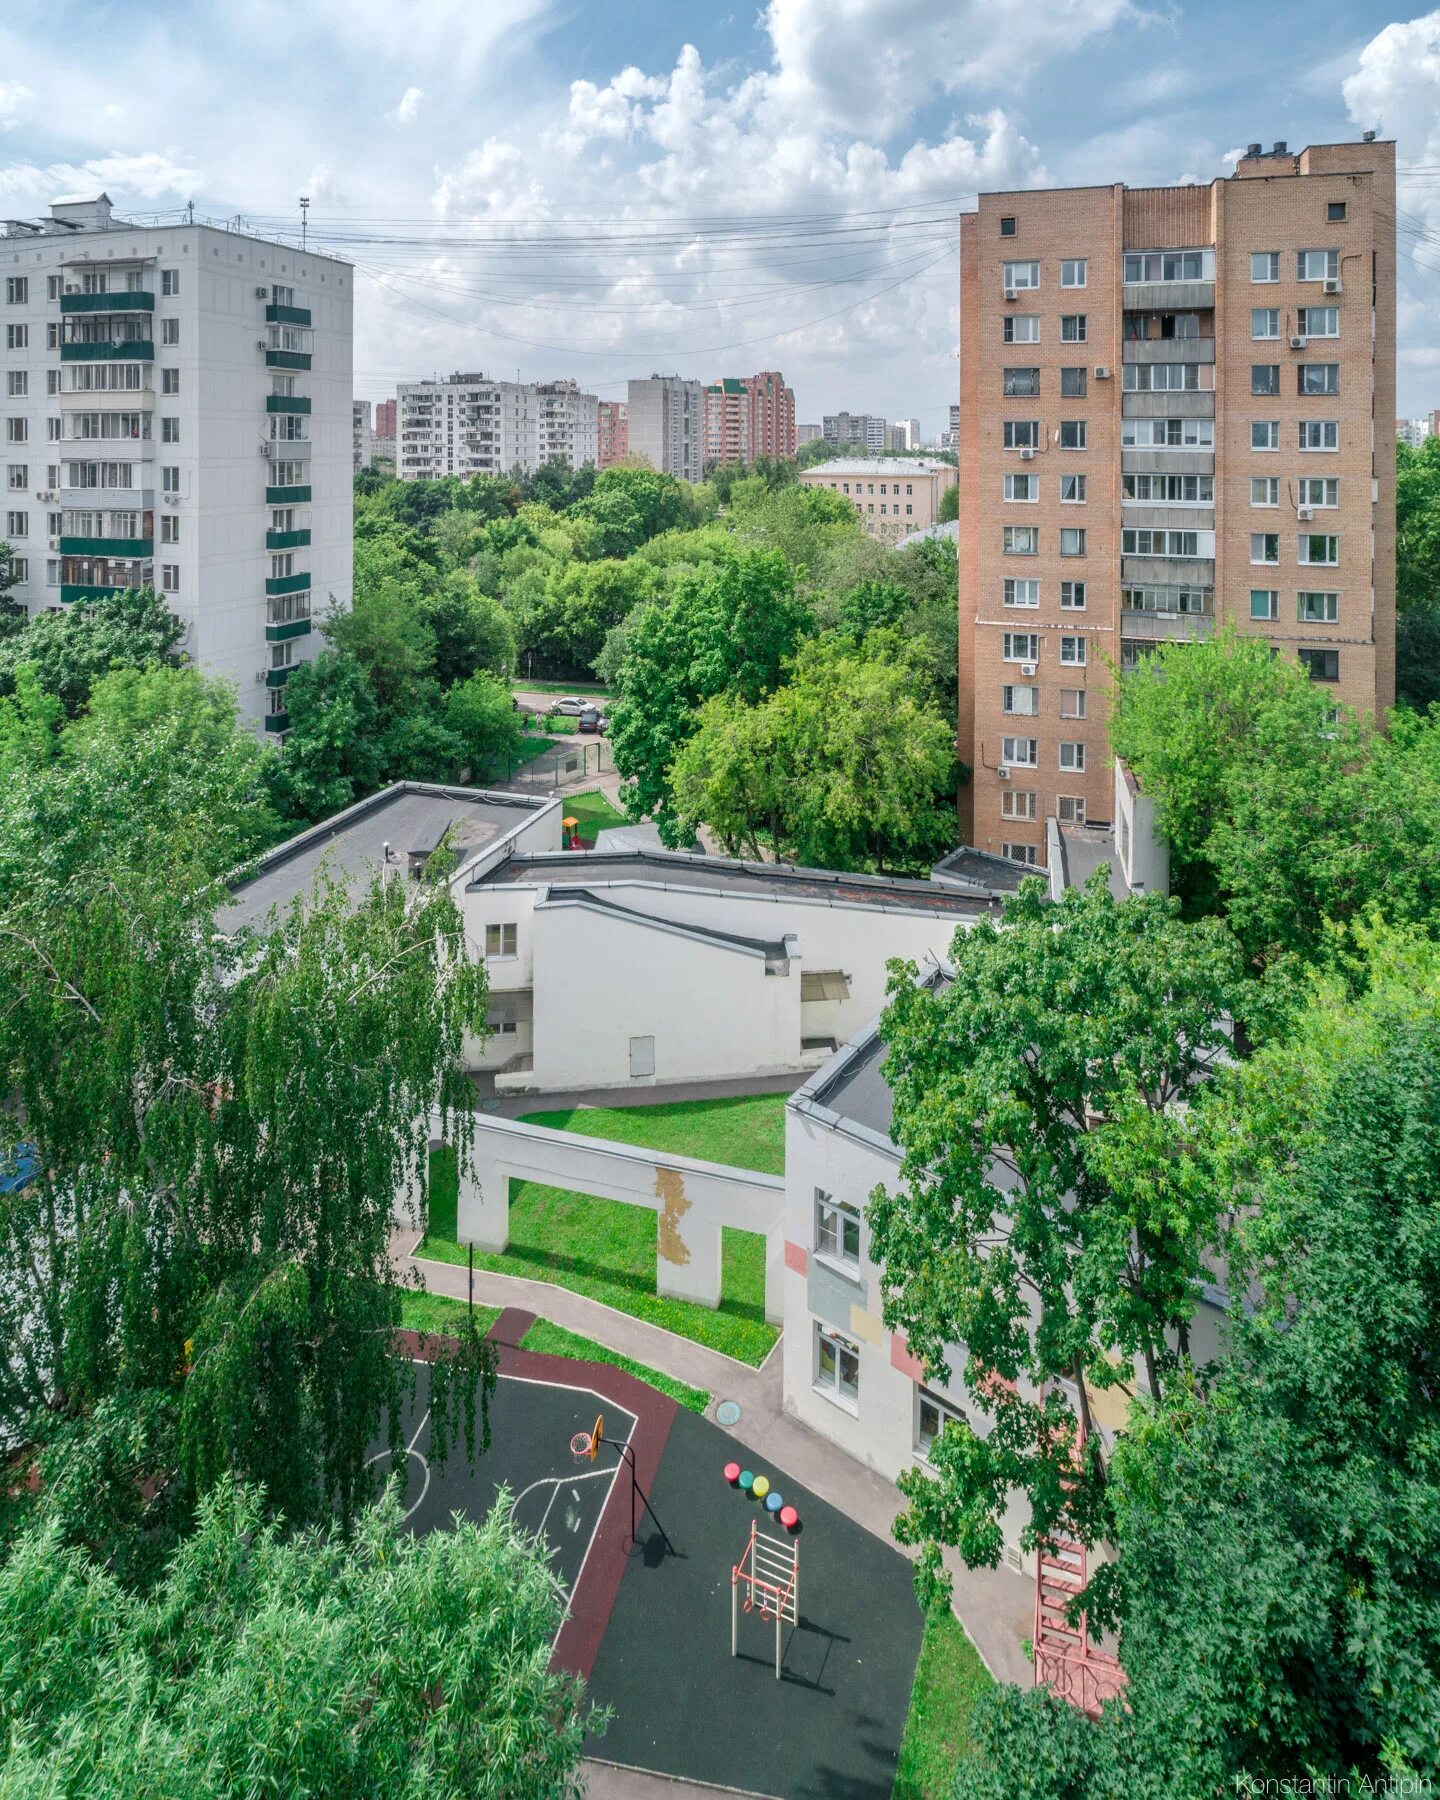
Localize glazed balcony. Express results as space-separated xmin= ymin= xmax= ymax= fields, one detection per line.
xmin=265 ymin=303 xmax=311 ymax=327
xmin=266 ymin=394 xmax=311 ymax=414
xmin=61 ymin=340 xmax=154 ymax=362
xmin=265 ymin=571 xmax=310 ymax=596
xmin=60 ymin=290 xmax=154 ymax=314
xmin=266 ymin=527 xmax=311 ymax=550
xmin=265 ymin=618 xmax=312 ymax=643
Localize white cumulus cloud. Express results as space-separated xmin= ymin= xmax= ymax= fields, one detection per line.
xmin=390 ymin=86 xmax=424 ymax=125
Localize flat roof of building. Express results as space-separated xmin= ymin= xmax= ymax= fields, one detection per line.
xmin=473 ymin=848 xmax=1006 ymax=916
xmin=931 ymin=844 xmax=1031 ymax=895
xmin=1056 ymin=824 xmax=1128 ymax=900
xmin=898 ymin=519 xmax=959 ymax=549
xmin=799 ymin=458 xmax=954 ymax=476
xmin=792 ymin=969 xmax=953 ymax=1145
xmin=221 ymin=782 xmax=550 ymax=934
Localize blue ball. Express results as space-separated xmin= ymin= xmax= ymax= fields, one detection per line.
xmin=765 ymin=1491 xmax=784 ymax=1513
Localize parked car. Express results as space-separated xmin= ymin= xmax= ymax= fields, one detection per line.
xmin=552 ymin=697 xmax=587 ymax=716
xmin=578 ymin=707 xmax=604 ymax=734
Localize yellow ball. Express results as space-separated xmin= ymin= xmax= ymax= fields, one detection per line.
xmin=752 ymin=1475 xmax=770 ymax=1499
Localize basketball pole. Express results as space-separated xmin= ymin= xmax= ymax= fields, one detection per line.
xmin=599 ymin=1435 xmax=676 ymax=1556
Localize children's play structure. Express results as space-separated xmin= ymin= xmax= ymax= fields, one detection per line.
xmin=724 ymin=1459 xmax=801 ymax=1678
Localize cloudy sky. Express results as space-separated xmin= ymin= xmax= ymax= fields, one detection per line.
xmin=3 ymin=2 xmax=1440 ymax=432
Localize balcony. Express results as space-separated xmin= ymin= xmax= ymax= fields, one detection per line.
xmin=266 ymin=395 xmax=311 ymax=416
xmin=60 ymin=582 xmax=129 ymax=603
xmin=61 ymin=290 xmax=155 ymax=315
xmin=265 ymin=666 xmax=294 ymax=688
xmin=265 ymin=349 xmax=312 ymax=371
xmin=266 ymin=527 xmax=310 ymax=550
xmin=59 ymin=535 xmax=153 ymax=557
xmin=1122 ymin=280 xmax=1215 ymax=311
xmin=265 ymin=618 xmax=312 ymax=643
xmin=1123 ymin=338 xmax=1215 ymax=364
xmin=265 ymin=571 xmax=310 ymax=596
xmin=264 ymin=711 xmax=290 ymax=734
xmin=265 ymin=303 xmax=312 ymax=327
xmin=61 ymin=340 xmax=155 ymax=362
xmin=266 ymin=484 xmax=311 ymax=504
xmin=1121 ymin=391 xmax=1214 ymax=421
xmin=1121 ymin=555 xmax=1216 ymax=587
xmin=1121 ymin=609 xmax=1215 ymax=642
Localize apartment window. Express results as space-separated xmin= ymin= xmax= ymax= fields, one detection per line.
xmin=1002 ymin=632 xmax=1039 ymax=662
xmin=1001 ymin=789 xmax=1037 ymax=820
xmin=1124 ymin=528 xmax=1205 ymax=558
xmin=1003 ymin=315 xmax=1040 ymax=343
xmin=1060 ymin=366 xmax=1087 ymax=398
xmin=1003 ymin=420 xmax=1038 ymax=449
xmin=1251 ymin=252 xmax=1280 ymax=283
xmin=161 ymin=269 xmax=180 ymax=296
xmin=1299 ymin=534 xmax=1339 ymax=565
xmin=1004 ymin=473 xmax=1038 ymax=501
xmin=1123 ymin=249 xmax=1213 ymax=282
xmin=916 ymin=1388 xmax=964 ymax=1460
xmin=1003 ymin=525 xmax=1037 ymax=555
xmin=1124 ymin=472 xmax=1213 ymax=503
xmin=45 ymin=370 xmax=58 ymax=395
xmin=1002 ymin=843 xmax=1040 ymax=865
xmin=1298 ymin=477 xmax=1338 ymax=508
xmin=1298 ymin=590 xmax=1339 ymax=623
xmin=1251 ymin=308 xmax=1280 ymax=339
xmin=46 ymin=511 xmax=59 ymax=536
xmin=45 ymin=418 xmax=59 ymax=444
xmin=1061 ymin=259 xmax=1088 ymax=288
xmin=5 ymin=510 xmax=25 ymax=536
xmin=1251 ymin=476 xmax=1279 ymax=506
xmin=1060 ymin=580 xmax=1086 ymax=609
xmin=1003 ymin=577 xmax=1039 ymax=607
xmin=161 ymin=318 xmax=179 ymax=346
xmin=1299 ymin=364 xmax=1339 ymax=396
xmin=1059 ymin=635 xmax=1086 ymax=666
xmin=1002 ymin=684 xmax=1039 ymax=715
xmin=1124 ymin=362 xmax=1201 ymax=392
xmin=1057 ymin=796 xmax=1087 ymax=824
xmin=1297 ymin=248 xmax=1339 ymax=282
xmin=1059 ymin=420 xmax=1087 ymax=450
xmin=162 ymin=466 xmax=180 ymax=493
xmin=1251 ymin=533 xmax=1280 ymax=564
xmin=815 ymin=1322 xmax=861 ymax=1408
xmin=1299 ymin=647 xmax=1340 ymax=682
xmin=1003 ymin=367 xmax=1040 ymax=396
xmin=1124 ymin=417 xmax=1214 ymax=449
xmin=1059 ymin=474 xmax=1086 ymax=504
xmin=1001 ymin=736 xmax=1038 ymax=767
xmin=815 ymin=1191 xmax=860 ymax=1267
xmin=1327 ymin=201 xmax=1347 ymax=222
xmin=46 ymin=324 xmax=59 ymax=350
xmin=999 ymin=215 xmax=1017 ymax=237
xmin=1250 ymin=588 xmax=1279 ymax=620
xmin=1297 ymin=306 xmax=1339 ymax=337
xmin=5 ymin=557 xmax=26 ymax=582
xmin=1059 ymin=688 xmax=1087 ymax=719
xmin=160 ymin=564 xmax=179 ymax=593
xmin=161 ymin=368 xmax=179 ymax=395
xmin=46 ymin=275 xmax=61 ymax=300
xmin=1060 ymin=314 xmax=1087 ymax=343
xmin=5 ymin=371 xmax=25 ymax=397
xmin=1252 ymin=420 xmax=1280 ymax=451
xmin=4 ymin=278 xmax=27 ymax=305
xmin=161 ymin=417 xmax=180 ymax=443
xmin=1003 ymin=261 xmax=1040 ymax=290
xmin=5 ymin=419 xmax=25 ymax=445
xmin=1300 ymin=420 xmax=1339 ymax=451
xmin=160 ymin=514 xmax=179 ymax=544
xmin=484 ymin=923 xmax=518 ymax=957
xmin=5 ymin=325 xmax=26 ymax=350
xmin=1059 ymin=741 xmax=1086 ymax=771
xmin=1251 ymin=364 xmax=1280 ymax=396
xmin=1059 ymin=527 xmax=1086 ymax=557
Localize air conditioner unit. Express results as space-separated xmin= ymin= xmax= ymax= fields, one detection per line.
xmin=1094 ymin=365 xmax=1112 ymax=379
xmin=259 ymin=442 xmax=274 ymax=457
xmin=996 ymin=766 xmax=1011 ymax=780
xmin=255 ymin=287 xmax=269 ymax=299
xmin=48 ymin=536 xmax=59 ymax=550
xmin=1297 ymin=506 xmax=1314 ymax=521
xmin=257 ymin=340 xmax=268 ymax=351
xmin=1020 ymin=662 xmax=1037 ymax=677
xmin=1289 ymin=335 xmax=1307 ymax=350
xmin=1003 ymin=287 xmax=1019 ymax=302
xmin=255 ymin=670 xmax=268 ymax=684
xmin=1019 ymin=445 xmax=1036 ymax=461
xmin=37 ymin=490 xmax=55 ymax=502
xmin=1323 ymin=277 xmax=1342 ymax=295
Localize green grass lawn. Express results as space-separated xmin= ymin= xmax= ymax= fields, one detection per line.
xmin=416 ymin=1094 xmax=787 ymax=1365
xmin=397 ymin=1289 xmax=502 ymax=1340
xmin=894 ymin=1608 xmax=995 ymax=1799
xmin=560 ymin=787 xmax=626 ymax=843
xmin=520 ymin=1318 xmax=711 ymax=1415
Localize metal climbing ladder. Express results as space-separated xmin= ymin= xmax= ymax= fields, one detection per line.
xmin=1033 ymin=1417 xmax=1126 ymax=1717
xmin=731 ymin=1519 xmax=799 ymax=1679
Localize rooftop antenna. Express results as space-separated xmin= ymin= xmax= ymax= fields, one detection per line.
xmin=299 ymin=195 xmax=310 ymax=251
xmin=186 ymin=199 xmax=194 ymax=225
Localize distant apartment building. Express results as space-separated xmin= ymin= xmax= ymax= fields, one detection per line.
xmin=797 ymin=457 xmax=957 ymax=543
xmin=396 ymin=374 xmax=598 ymax=480
xmin=627 ymin=374 xmax=703 ymax=482
xmin=374 ymin=397 xmax=396 ymax=439
xmin=888 ymin=417 xmax=921 ymax=451
xmin=371 ymin=435 xmax=396 ymax=474
xmin=352 ymin=399 xmax=372 ymax=470
xmin=797 ymin=421 xmax=823 ymax=445
xmin=0 ymin=192 xmax=352 ymax=737
xmin=1398 ymin=415 xmax=1432 ymax=448
xmin=823 ymin=411 xmax=887 ymax=451
xmin=943 ymin=403 xmax=960 ymax=452
xmin=597 ymin=398 xmax=628 ymax=468
xmin=958 ymin=135 xmax=1397 ymax=868
xmin=701 ymin=371 xmax=797 ymax=467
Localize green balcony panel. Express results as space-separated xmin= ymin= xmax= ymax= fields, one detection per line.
xmin=60 ymin=583 xmax=128 ymax=604
xmin=265 ymin=394 xmax=312 ymax=414
xmin=266 ymin=528 xmax=311 ymax=550
xmin=265 ymin=572 xmax=310 ymax=596
xmin=61 ymin=341 xmax=155 ymax=362
xmin=265 ymin=303 xmax=312 ymax=327
xmin=264 ymin=350 xmax=312 ymax=372
xmin=264 ymin=711 xmax=290 ymax=733
xmin=59 ymin=536 xmax=153 ymax=558
xmin=265 ymin=618 xmax=312 ymax=643
xmin=265 ymin=666 xmax=295 ymax=688
xmin=61 ymin=291 xmax=154 ymax=315
xmin=265 ymin=485 xmax=311 ymax=505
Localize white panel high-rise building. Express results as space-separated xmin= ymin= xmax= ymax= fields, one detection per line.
xmin=396 ymin=373 xmax=599 ymax=480
xmin=0 ymin=193 xmax=352 ymax=737
xmin=626 ymin=374 xmax=703 ymax=482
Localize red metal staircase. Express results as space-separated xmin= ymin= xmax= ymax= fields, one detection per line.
xmin=1032 ymin=1418 xmax=1126 ymax=1717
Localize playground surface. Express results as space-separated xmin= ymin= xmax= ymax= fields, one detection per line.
xmin=380 ymin=1309 xmax=924 ymax=1799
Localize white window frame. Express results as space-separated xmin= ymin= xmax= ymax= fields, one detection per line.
xmin=1002 ymin=578 xmax=1039 ymax=608
xmin=1059 ymin=741 xmax=1086 ymax=772
xmin=1003 ymin=315 xmax=1040 ymax=344
xmin=1251 ymin=308 xmax=1280 ymax=339
xmin=484 ymin=921 xmax=518 ymax=958
xmin=1003 ymin=473 xmax=1038 ymax=502
xmin=1000 ymin=736 xmax=1038 ymax=768
xmin=1002 ymin=632 xmax=1039 ymax=662
xmin=1250 ymin=533 xmax=1280 ymax=565
xmin=1297 ymin=589 xmax=1339 ymax=623
xmin=815 ymin=1191 xmax=861 ymax=1270
xmin=1001 ymin=788 xmax=1037 ymax=820
xmin=1003 ymin=260 xmax=1040 ymax=291
xmin=814 ymin=1324 xmax=860 ymax=1412
xmin=1299 ymin=420 xmax=1339 ymax=452
xmin=1250 ymin=588 xmax=1279 ymax=621
xmin=1251 ymin=476 xmax=1279 ymax=507
xmin=1060 ymin=259 xmax=1088 ymax=288
xmin=1059 ymin=635 xmax=1086 ymax=666
xmin=1251 ymin=251 xmax=1280 ymax=283
xmin=915 ymin=1388 xmax=964 ymax=1462
xmin=1298 ymin=534 xmax=1339 ymax=566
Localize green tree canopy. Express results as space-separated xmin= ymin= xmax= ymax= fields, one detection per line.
xmin=444 ymin=671 xmax=523 ymax=781
xmin=520 ymin=557 xmax=657 ymax=676
xmin=415 ymin=573 xmax=516 ymax=688
xmin=0 ymin=587 xmax=185 ymax=715
xmin=264 ymin=649 xmax=385 ymax=824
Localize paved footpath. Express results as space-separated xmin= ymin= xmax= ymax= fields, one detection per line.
xmin=391 ymin=1226 xmax=1035 ymax=1696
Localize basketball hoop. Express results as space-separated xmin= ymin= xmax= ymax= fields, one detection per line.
xmin=570 ymin=1413 xmax=602 ymax=1463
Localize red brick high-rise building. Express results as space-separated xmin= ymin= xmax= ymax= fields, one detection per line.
xmin=597 ymin=399 xmax=628 ymax=468
xmin=374 ymin=397 xmax=396 ymax=439
xmin=703 ymin=370 xmax=798 ymax=467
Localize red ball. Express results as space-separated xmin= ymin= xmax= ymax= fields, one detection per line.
xmin=780 ymin=1505 xmax=799 ymax=1530
xmin=724 ymin=1462 xmax=741 ymax=1485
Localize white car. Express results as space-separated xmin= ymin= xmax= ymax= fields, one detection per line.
xmin=551 ymin=697 xmax=587 ymax=716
